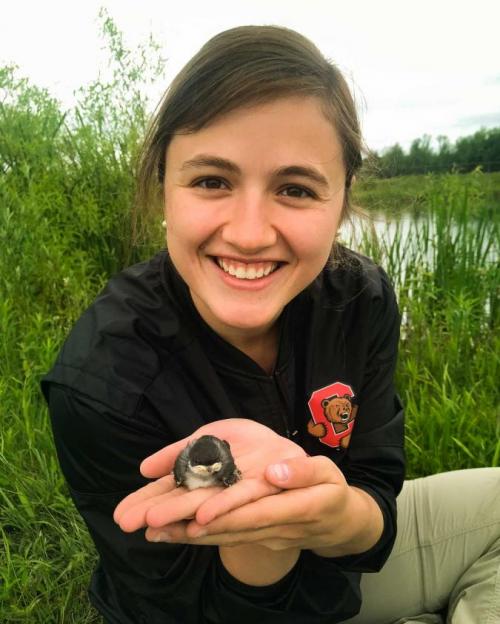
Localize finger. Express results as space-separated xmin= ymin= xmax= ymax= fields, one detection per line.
xmin=140 ymin=437 xmax=195 ymax=478
xmin=195 ymin=478 xmax=280 ymax=526
xmin=145 ymin=521 xmax=189 ymax=543
xmin=265 ymin=455 xmax=345 ymax=489
xmin=117 ymin=485 xmax=192 ymax=533
xmin=186 ymin=528 xmax=283 ymax=546
xmin=148 ymin=523 xmax=298 ymax=547
xmin=113 ymin=475 xmax=175 ymax=525
xmin=188 ymin=485 xmax=332 ymax=536
xmin=145 ymin=485 xmax=223 ymax=528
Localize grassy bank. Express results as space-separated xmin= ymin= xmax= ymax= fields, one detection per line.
xmin=1 ymin=40 xmax=499 ymax=624
xmin=353 ymin=169 xmax=500 ymax=217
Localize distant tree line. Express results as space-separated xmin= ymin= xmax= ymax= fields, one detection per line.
xmin=369 ymin=127 xmax=500 ymax=177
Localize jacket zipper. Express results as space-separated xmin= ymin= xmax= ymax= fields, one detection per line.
xmin=272 ymin=368 xmax=292 ymax=438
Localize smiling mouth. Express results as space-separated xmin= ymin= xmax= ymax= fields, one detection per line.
xmin=213 ymin=257 xmax=282 ymax=280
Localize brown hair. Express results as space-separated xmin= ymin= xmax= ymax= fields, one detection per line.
xmin=134 ymin=25 xmax=363 ymax=243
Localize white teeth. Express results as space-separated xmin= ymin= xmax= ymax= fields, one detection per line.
xmin=216 ymin=258 xmax=278 ymax=280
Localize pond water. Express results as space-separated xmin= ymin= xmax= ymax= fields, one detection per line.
xmin=339 ymin=210 xmax=498 ymax=334
xmin=338 ymin=210 xmax=498 ymax=274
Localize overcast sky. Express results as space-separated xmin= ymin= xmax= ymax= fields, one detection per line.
xmin=1 ymin=0 xmax=499 ymax=151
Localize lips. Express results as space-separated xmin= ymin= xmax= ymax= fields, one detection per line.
xmin=215 ymin=257 xmax=280 ymax=280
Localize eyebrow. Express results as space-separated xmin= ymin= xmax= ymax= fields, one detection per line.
xmin=274 ymin=165 xmax=330 ymax=189
xmin=179 ymin=154 xmax=330 ymax=189
xmin=180 ymin=155 xmax=241 ymax=175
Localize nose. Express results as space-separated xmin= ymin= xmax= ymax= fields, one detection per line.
xmin=221 ymin=192 xmax=277 ymax=253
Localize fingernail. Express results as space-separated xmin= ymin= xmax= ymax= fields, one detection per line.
xmin=270 ymin=463 xmax=289 ymax=482
xmin=191 ymin=528 xmax=207 ymax=538
xmin=151 ymin=531 xmax=171 ymax=542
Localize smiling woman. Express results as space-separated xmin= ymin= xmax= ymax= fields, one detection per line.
xmin=41 ymin=24 xmax=500 ymax=624
xmin=163 ymin=96 xmax=345 ymax=365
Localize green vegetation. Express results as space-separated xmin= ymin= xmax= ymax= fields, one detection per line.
xmin=353 ymin=169 xmax=500 ymax=216
xmin=1 ymin=17 xmax=498 ymax=623
xmin=347 ymin=170 xmax=499 ymax=476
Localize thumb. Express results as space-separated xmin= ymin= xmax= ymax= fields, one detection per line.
xmin=265 ymin=455 xmax=344 ymax=489
xmin=140 ymin=437 xmax=190 ymax=478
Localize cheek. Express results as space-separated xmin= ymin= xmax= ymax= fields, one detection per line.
xmin=165 ymin=199 xmax=214 ymax=247
xmin=288 ymin=213 xmax=339 ymax=260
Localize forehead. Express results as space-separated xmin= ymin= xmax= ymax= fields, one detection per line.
xmin=166 ymin=96 xmax=344 ymax=174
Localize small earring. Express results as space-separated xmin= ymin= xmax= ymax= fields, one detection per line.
xmin=161 ymin=220 xmax=167 ymax=229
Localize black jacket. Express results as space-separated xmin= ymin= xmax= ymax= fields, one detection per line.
xmin=41 ymin=249 xmax=405 ymax=624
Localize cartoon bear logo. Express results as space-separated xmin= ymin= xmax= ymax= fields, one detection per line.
xmin=307 ymin=382 xmax=358 ymax=449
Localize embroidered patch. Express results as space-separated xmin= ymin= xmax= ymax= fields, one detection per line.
xmin=307 ymin=381 xmax=358 ymax=449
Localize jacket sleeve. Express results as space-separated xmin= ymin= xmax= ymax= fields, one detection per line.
xmin=332 ymin=268 xmax=405 ymax=573
xmin=44 ymin=383 xmax=362 ymax=624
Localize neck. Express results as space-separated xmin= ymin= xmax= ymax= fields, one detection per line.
xmin=218 ymin=323 xmax=280 ymax=375
xmin=188 ymin=290 xmax=282 ymax=374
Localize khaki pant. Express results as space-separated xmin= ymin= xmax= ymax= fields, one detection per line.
xmin=344 ymin=468 xmax=500 ymax=624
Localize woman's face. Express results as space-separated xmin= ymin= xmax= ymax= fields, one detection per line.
xmin=163 ymin=96 xmax=346 ymax=340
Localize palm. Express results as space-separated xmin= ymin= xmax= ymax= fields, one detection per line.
xmin=114 ymin=419 xmax=306 ymax=532
xmin=192 ymin=419 xmax=303 ymax=477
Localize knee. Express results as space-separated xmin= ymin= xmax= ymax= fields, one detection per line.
xmin=412 ymin=468 xmax=500 ymax=533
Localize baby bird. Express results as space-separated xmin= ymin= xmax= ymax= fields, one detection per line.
xmin=173 ymin=435 xmax=241 ymax=490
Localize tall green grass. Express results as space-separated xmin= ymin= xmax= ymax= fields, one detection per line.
xmin=0 ymin=15 xmax=163 ymax=622
xmin=1 ymin=17 xmax=498 ymax=622
xmin=348 ymin=170 xmax=499 ymax=476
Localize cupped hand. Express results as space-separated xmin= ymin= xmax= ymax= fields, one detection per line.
xmin=113 ymin=418 xmax=306 ymax=532
xmin=144 ymin=454 xmax=364 ymax=553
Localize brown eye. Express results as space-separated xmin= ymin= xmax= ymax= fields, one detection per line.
xmin=280 ymin=185 xmax=314 ymax=199
xmin=195 ymin=178 xmax=229 ymax=190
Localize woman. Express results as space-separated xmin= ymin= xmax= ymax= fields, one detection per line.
xmin=42 ymin=26 xmax=499 ymax=624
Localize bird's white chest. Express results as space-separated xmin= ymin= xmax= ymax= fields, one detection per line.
xmin=183 ymin=472 xmax=216 ymax=490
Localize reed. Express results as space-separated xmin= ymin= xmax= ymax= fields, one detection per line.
xmin=346 ymin=170 xmax=499 ymax=477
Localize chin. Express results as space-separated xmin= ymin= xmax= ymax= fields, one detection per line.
xmin=211 ymin=306 xmax=279 ymax=334
xmin=221 ymin=314 xmax=274 ymax=332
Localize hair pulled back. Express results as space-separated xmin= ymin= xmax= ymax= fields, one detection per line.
xmin=135 ymin=25 xmax=363 ymax=234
